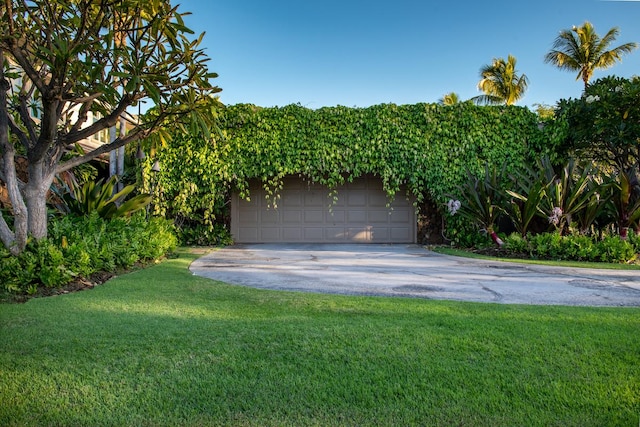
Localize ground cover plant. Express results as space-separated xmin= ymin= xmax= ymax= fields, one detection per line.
xmin=0 ymin=212 xmax=176 ymax=296
xmin=1 ymin=250 xmax=638 ymax=426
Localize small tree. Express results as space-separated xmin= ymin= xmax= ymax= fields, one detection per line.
xmin=544 ymin=21 xmax=637 ymax=89
xmin=438 ymin=92 xmax=461 ymax=106
xmin=556 ymin=76 xmax=640 ymax=172
xmin=474 ymin=55 xmax=528 ymax=106
xmin=0 ymin=0 xmax=221 ymax=255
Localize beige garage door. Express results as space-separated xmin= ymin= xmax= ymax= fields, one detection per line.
xmin=231 ymin=175 xmax=416 ymax=243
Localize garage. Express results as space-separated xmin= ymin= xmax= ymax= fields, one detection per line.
xmin=231 ymin=175 xmax=416 ymax=243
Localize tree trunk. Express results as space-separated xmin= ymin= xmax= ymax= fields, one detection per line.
xmin=0 ymin=49 xmax=28 ymax=255
xmin=25 ymin=160 xmax=54 ymax=241
xmin=0 ymin=148 xmax=28 ymax=255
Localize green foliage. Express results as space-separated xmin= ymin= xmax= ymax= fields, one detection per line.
xmin=538 ymin=157 xmax=601 ymax=233
xmin=176 ymin=222 xmax=233 ymax=246
xmin=147 ymin=132 xmax=232 ymax=239
xmin=506 ymin=231 xmax=638 ymax=263
xmin=0 ymin=213 xmax=177 ymax=294
xmin=606 ymin=168 xmax=640 ymax=233
xmin=532 ymin=103 xmax=556 ymax=121
xmin=151 ymin=102 xmax=542 ymax=237
xmin=556 ymin=76 xmax=640 ymax=171
xmin=449 ymin=165 xmax=506 ymax=246
xmin=504 ymin=163 xmax=551 ymax=236
xmin=598 ymin=235 xmax=637 ymax=263
xmin=0 ymin=0 xmax=221 ymax=255
xmin=59 ymin=176 xmax=151 ymax=219
xmin=474 ymin=55 xmax=529 ymax=106
xmin=544 ymin=21 xmax=637 ymax=88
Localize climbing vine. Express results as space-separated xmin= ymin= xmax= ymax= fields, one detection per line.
xmin=152 ymin=102 xmax=544 ymax=234
xmin=218 ymin=102 xmax=542 ymax=202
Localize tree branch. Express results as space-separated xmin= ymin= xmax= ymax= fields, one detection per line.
xmin=57 ymin=127 xmax=149 ymax=174
xmin=63 ymin=93 xmax=135 ymax=145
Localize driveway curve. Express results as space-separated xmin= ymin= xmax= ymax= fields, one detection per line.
xmin=190 ymin=244 xmax=640 ymax=307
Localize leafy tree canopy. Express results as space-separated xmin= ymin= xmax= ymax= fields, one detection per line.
xmin=474 ymin=55 xmax=528 ymax=106
xmin=0 ymin=0 xmax=220 ymax=254
xmin=545 ymin=21 xmax=637 ymax=88
xmin=556 ymin=75 xmax=640 ymax=171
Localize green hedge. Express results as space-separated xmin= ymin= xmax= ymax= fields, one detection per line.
xmin=503 ymin=232 xmax=640 ymax=263
xmin=1 ymin=213 xmax=177 ymax=294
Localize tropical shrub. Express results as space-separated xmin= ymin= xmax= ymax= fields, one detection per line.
xmin=605 ymin=168 xmax=640 ymax=239
xmin=504 ymin=163 xmax=550 ymax=237
xmin=597 ymin=236 xmax=637 ymax=263
xmin=538 ymin=157 xmax=600 ymax=234
xmin=448 ymin=165 xmax=506 ymax=246
xmin=1 ymin=213 xmax=177 ymax=294
xmin=56 ymin=175 xmax=151 ymax=219
xmin=176 ymin=222 xmax=233 ymax=246
xmin=505 ymin=231 xmax=637 ymax=263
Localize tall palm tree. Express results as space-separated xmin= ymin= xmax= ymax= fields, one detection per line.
xmin=474 ymin=55 xmax=528 ymax=106
xmin=438 ymin=92 xmax=461 ymax=106
xmin=544 ymin=21 xmax=637 ymax=89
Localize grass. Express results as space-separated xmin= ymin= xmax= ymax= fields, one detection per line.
xmin=433 ymin=245 xmax=640 ymax=270
xmin=1 ymin=249 xmax=639 ymax=426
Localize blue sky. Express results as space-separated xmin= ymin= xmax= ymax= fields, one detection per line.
xmin=177 ymin=0 xmax=640 ymax=109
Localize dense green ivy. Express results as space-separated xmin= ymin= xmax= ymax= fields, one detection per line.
xmin=152 ymin=102 xmax=544 ymax=226
xmin=220 ymin=103 xmax=542 ymax=202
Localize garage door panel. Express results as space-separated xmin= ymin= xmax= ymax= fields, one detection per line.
xmin=326 ymin=210 xmax=345 ymax=223
xmin=262 ymin=210 xmax=279 ymax=223
xmin=368 ymin=210 xmax=390 ymax=223
xmin=368 ymin=192 xmax=389 ymax=207
xmin=304 ymin=192 xmax=324 ymax=206
xmin=232 ymin=175 xmax=415 ymax=243
xmin=304 ymin=228 xmax=325 ymax=240
xmin=347 ymin=178 xmax=367 ymax=190
xmin=283 ymin=210 xmax=302 ymax=222
xmin=349 ymin=227 xmax=370 ymax=242
xmin=237 ymin=228 xmax=259 ymax=242
xmin=304 ymin=210 xmax=324 ymax=223
xmin=347 ymin=192 xmax=366 ymax=206
xmin=282 ymin=228 xmax=302 ymax=240
xmin=260 ymin=228 xmax=280 ymax=240
xmin=390 ymin=209 xmax=411 ymax=223
xmin=282 ymin=191 xmax=302 ymax=207
xmin=239 ymin=210 xmax=258 ymax=223
xmin=391 ymin=227 xmax=412 ymax=240
xmin=324 ymin=227 xmax=347 ymax=240
xmin=347 ymin=210 xmax=367 ymax=222
xmin=370 ymin=227 xmax=389 ymax=241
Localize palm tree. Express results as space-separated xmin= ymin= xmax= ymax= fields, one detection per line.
xmin=438 ymin=92 xmax=461 ymax=106
xmin=544 ymin=21 xmax=637 ymax=89
xmin=474 ymin=55 xmax=528 ymax=106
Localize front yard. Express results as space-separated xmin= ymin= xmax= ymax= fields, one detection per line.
xmin=1 ymin=249 xmax=638 ymax=426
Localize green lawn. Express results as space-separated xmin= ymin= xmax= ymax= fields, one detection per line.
xmin=1 ymin=249 xmax=639 ymax=426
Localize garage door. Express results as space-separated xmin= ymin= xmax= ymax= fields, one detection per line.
xmin=231 ymin=175 xmax=416 ymax=243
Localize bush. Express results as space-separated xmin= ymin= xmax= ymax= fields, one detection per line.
xmin=1 ymin=213 xmax=177 ymax=294
xmin=501 ymin=231 xmax=638 ymax=263
xmin=176 ymin=222 xmax=233 ymax=246
xmin=597 ymin=236 xmax=637 ymax=264
xmin=503 ymin=233 xmax=532 ymax=255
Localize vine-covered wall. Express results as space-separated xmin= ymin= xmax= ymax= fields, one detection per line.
xmin=153 ymin=102 xmax=544 ymax=235
xmin=219 ymin=102 xmax=543 ymax=204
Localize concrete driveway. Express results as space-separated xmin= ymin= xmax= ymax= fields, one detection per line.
xmin=190 ymin=244 xmax=640 ymax=307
